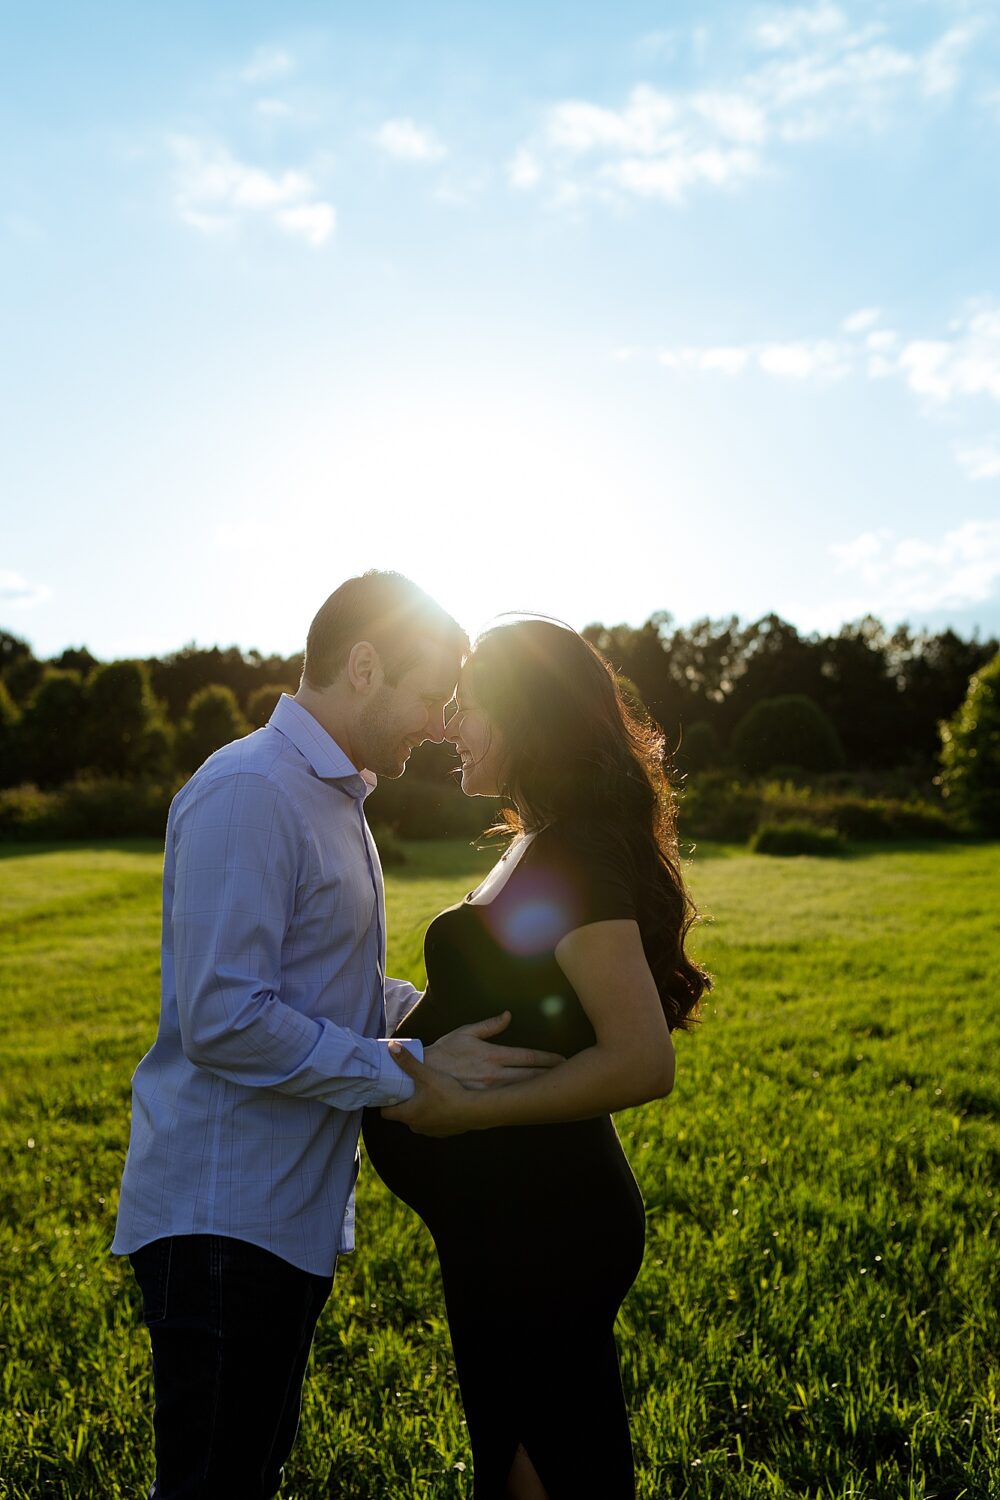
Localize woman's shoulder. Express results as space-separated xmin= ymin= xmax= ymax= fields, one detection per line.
xmin=524 ymin=818 xmax=639 ymax=899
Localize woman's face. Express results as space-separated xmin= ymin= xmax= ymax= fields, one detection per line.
xmin=445 ymin=687 xmax=505 ymax=796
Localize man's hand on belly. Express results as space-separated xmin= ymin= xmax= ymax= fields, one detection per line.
xmin=423 ymin=1011 xmax=564 ymax=1090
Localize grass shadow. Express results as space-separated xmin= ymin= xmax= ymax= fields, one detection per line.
xmin=0 ymin=839 xmax=164 ymax=861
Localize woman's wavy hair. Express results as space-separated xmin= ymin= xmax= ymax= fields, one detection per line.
xmin=461 ymin=617 xmax=710 ymax=1032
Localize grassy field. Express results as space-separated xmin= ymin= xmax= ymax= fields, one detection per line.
xmin=0 ymin=836 xmax=998 ymax=1499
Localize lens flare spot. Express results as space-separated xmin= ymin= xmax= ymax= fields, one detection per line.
xmin=485 ymin=871 xmax=579 ymax=956
xmin=540 ymin=995 xmax=565 ymax=1019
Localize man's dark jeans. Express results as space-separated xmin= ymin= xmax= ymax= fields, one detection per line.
xmin=129 ymin=1234 xmax=334 ymax=1500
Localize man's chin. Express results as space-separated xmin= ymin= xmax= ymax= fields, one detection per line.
xmin=369 ymin=748 xmax=410 ymax=780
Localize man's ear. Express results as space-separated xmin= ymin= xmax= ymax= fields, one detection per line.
xmin=347 ymin=640 xmax=383 ymax=695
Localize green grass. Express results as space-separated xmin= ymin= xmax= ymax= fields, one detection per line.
xmin=1 ymin=838 xmax=998 ymax=1499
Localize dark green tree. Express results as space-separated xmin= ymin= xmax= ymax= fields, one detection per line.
xmin=3 ymin=645 xmax=44 ymax=704
xmin=176 ymin=685 xmax=252 ymax=772
xmin=731 ymin=694 xmax=845 ymax=776
xmin=85 ymin=660 xmax=173 ymax=778
xmin=0 ymin=678 xmax=22 ymax=787
xmin=19 ymin=669 xmax=90 ymax=786
xmin=53 ymin=645 xmax=98 ymax=678
xmin=1 ymin=630 xmax=34 ymax=674
xmin=939 ymin=653 xmax=1000 ymax=833
xmin=149 ymin=645 xmax=300 ymax=723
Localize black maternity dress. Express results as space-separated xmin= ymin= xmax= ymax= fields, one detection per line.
xmin=362 ymin=823 xmax=648 ymax=1500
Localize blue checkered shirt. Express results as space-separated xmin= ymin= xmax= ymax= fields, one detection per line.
xmin=112 ymin=695 xmax=423 ymax=1276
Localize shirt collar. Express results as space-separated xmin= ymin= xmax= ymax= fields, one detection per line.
xmin=268 ymin=695 xmax=377 ymax=799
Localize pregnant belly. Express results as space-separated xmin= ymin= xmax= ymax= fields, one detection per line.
xmin=361 ymin=1108 xmax=478 ymax=1230
xmin=362 ymin=1108 xmax=645 ymax=1252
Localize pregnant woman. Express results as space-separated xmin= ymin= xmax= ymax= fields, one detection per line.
xmin=362 ymin=618 xmax=709 ymax=1500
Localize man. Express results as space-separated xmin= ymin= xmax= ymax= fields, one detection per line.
xmin=112 ymin=571 xmax=560 ymax=1499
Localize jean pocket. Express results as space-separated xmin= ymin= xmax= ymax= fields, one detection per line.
xmin=130 ymin=1238 xmax=173 ymax=1325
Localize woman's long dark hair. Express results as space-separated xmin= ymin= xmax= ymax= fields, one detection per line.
xmin=461 ymin=618 xmax=710 ymax=1032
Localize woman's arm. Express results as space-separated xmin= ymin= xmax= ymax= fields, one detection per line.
xmin=381 ymin=919 xmax=675 ymax=1136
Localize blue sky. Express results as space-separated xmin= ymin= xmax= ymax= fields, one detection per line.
xmin=3 ymin=0 xmax=999 ymax=659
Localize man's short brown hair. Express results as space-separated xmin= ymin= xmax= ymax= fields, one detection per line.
xmin=302 ymin=571 xmax=468 ymax=689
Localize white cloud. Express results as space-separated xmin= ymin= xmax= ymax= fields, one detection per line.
xmin=921 ymin=23 xmax=981 ymax=99
xmin=691 ymin=91 xmax=769 ymax=144
xmin=758 ymin=339 xmax=849 ymax=379
xmin=897 ymin=308 xmax=1000 ymax=403
xmin=831 ymin=520 xmax=1000 ymax=612
xmin=255 ymin=98 xmax=292 ymax=119
xmin=646 ymin=298 xmax=1000 ymax=425
xmin=601 ymin=145 xmax=760 ymax=201
xmin=168 ymin=136 xmax=334 ymax=247
xmin=546 ymin=86 xmax=679 ymax=155
xmin=513 ymin=6 xmax=982 ymax=211
xmin=241 ymin=47 xmax=294 ymax=85
xmin=639 ymin=302 xmax=1000 ymax=482
xmin=754 ymin=3 xmax=847 ymax=54
xmin=507 ymin=148 xmax=542 ymax=190
xmin=700 ymin=346 xmax=752 ymax=376
xmin=372 ymin=118 xmax=447 ymax=163
xmin=0 ymin=570 xmax=50 ymax=609
xmin=275 ymin=202 xmax=335 ymax=246
xmin=530 ymin=82 xmax=767 ymax=204
xmin=657 ymin=345 xmax=752 ymax=375
xmin=843 ymin=306 xmax=881 ymax=334
xmin=956 ymin=441 xmax=1000 ymax=481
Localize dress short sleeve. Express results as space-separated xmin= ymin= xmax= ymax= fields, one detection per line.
xmin=521 ymin=820 xmax=637 ymax=937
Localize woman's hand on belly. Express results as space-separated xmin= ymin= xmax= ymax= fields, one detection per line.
xmin=382 ymin=1045 xmax=492 ymax=1137
xmin=422 ymin=1012 xmax=564 ymax=1090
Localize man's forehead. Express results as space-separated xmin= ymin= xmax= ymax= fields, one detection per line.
xmin=404 ymin=641 xmax=463 ymax=695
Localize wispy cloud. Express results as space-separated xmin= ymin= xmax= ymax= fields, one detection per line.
xmin=830 ymin=520 xmax=1000 ymax=614
xmin=631 ymin=302 xmax=1000 ymax=476
xmin=241 ymin=46 xmax=294 ymax=85
xmin=255 ymin=98 xmax=293 ymax=119
xmin=956 ymin=441 xmax=1000 ymax=481
xmin=0 ymin=570 xmax=51 ymax=609
xmin=510 ymin=5 xmax=988 ymax=207
xmin=168 ymin=135 xmax=334 ymax=246
xmin=897 ymin=306 xmax=1000 ymax=403
xmin=753 ymin=2 xmax=847 ymax=54
xmin=372 ymin=118 xmax=447 ymax=163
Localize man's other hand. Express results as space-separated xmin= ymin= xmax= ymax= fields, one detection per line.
xmin=424 ymin=1012 xmax=564 ymax=1089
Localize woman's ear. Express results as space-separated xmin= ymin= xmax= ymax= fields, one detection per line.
xmin=347 ymin=640 xmax=383 ymax=695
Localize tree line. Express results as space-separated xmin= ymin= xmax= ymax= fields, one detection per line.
xmin=582 ymin=612 xmax=996 ymax=780
xmin=0 ymin=614 xmax=995 ymax=793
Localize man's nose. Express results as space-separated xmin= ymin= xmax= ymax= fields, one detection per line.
xmin=425 ymin=706 xmax=447 ymax=744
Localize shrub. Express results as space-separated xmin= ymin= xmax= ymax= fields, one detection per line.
xmin=824 ymin=795 xmax=953 ymax=842
xmin=0 ymin=783 xmax=57 ymax=838
xmin=750 ymin=821 xmax=847 ymax=856
xmin=246 ymin=683 xmax=290 ymax=729
xmin=176 ymin=685 xmax=252 ymax=772
xmin=732 ymin=695 xmax=845 ymax=776
xmin=677 ymin=772 xmax=761 ymax=842
xmin=677 ymin=773 xmax=959 ymax=845
xmin=676 ymin=720 xmax=722 ymax=774
xmin=939 ymin=652 xmax=1000 ymax=834
xmin=369 ymin=774 xmax=494 ymax=841
xmin=368 ymin=824 xmax=407 ymax=867
xmin=0 ymin=777 xmax=177 ymax=840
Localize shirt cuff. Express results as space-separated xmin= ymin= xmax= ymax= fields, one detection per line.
xmin=375 ymin=1037 xmax=424 ymax=1105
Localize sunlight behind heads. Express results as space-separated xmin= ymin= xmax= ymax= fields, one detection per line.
xmin=211 ymin=388 xmax=697 ymax=651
